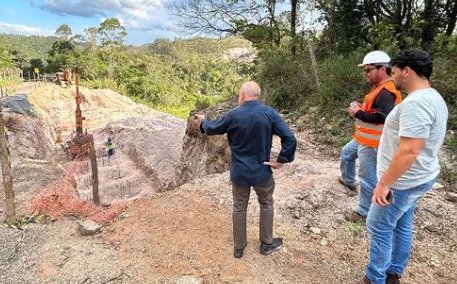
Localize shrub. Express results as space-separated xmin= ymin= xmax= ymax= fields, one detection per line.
xmin=317 ymin=52 xmax=368 ymax=111
xmin=256 ymin=48 xmax=317 ymax=111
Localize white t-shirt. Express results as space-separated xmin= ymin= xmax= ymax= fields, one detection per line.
xmin=377 ymin=88 xmax=448 ymax=189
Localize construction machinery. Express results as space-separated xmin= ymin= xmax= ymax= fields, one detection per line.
xmin=67 ymin=66 xmax=91 ymax=159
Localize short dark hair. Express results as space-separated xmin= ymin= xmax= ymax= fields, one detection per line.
xmin=391 ymin=49 xmax=433 ymax=80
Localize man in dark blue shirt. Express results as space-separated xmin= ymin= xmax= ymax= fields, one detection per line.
xmin=196 ymin=81 xmax=296 ymax=258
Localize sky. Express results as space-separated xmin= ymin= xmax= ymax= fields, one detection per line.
xmin=0 ymin=0 xmax=178 ymax=45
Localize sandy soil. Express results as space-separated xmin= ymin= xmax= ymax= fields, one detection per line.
xmin=0 ymin=84 xmax=456 ymax=284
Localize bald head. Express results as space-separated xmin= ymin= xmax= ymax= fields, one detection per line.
xmin=238 ymin=81 xmax=261 ymax=105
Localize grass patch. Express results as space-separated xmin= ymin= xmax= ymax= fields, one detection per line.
xmin=347 ymin=221 xmax=364 ymax=238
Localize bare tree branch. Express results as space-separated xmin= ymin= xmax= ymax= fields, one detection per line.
xmin=169 ymin=0 xmax=265 ymax=36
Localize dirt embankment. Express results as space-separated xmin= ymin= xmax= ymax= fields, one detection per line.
xmin=0 ymin=84 xmax=456 ymax=284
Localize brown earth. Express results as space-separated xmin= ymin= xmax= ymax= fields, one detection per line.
xmin=0 ymin=84 xmax=456 ymax=284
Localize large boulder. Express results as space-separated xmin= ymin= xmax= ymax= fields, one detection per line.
xmin=4 ymin=113 xmax=54 ymax=160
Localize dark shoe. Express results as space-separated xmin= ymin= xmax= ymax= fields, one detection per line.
xmin=260 ymin=238 xmax=283 ymax=255
xmin=345 ymin=211 xmax=366 ymax=223
xmin=386 ymin=273 xmax=401 ymax=284
xmin=338 ymin=176 xmax=358 ymax=192
xmin=234 ymin=246 xmax=246 ymax=258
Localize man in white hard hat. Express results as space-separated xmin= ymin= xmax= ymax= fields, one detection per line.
xmin=340 ymin=51 xmax=402 ymax=223
xmin=359 ymin=49 xmax=448 ymax=284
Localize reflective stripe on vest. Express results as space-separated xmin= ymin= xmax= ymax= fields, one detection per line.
xmin=353 ymin=80 xmax=402 ymax=147
xmin=354 ymin=119 xmax=384 ymax=146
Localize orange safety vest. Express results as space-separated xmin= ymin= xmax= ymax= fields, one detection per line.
xmin=354 ymin=80 xmax=402 ymax=147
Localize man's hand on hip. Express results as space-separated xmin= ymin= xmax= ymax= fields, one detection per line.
xmin=263 ymin=161 xmax=283 ymax=169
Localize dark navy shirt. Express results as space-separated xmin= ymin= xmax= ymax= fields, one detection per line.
xmin=200 ymin=100 xmax=296 ymax=186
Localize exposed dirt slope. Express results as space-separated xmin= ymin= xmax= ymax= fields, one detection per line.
xmin=2 ymin=84 xmax=189 ymax=208
xmin=0 ymin=84 xmax=456 ymax=284
xmin=2 ymin=137 xmax=455 ymax=283
xmin=27 ymin=85 xmax=157 ymax=132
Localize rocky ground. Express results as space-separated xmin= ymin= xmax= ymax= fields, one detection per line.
xmin=0 ymin=84 xmax=456 ymax=284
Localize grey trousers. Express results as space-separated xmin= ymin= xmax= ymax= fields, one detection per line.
xmin=232 ymin=177 xmax=275 ymax=249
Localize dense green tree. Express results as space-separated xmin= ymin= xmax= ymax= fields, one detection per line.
xmin=97 ymin=18 xmax=127 ymax=78
xmin=0 ymin=34 xmax=55 ymax=71
xmin=0 ymin=46 xmax=13 ymax=69
xmin=317 ymin=0 xmax=457 ymax=52
xmin=55 ymin=24 xmax=72 ymax=41
xmin=46 ymin=40 xmax=78 ymax=72
xmin=149 ymin=39 xmax=174 ymax=55
xmin=49 ymin=40 xmax=75 ymax=57
xmin=9 ymin=49 xmax=28 ymax=71
xmin=98 ymin=18 xmax=127 ymax=47
xmin=315 ymin=0 xmax=365 ymax=55
xmin=29 ymin=58 xmax=44 ymax=71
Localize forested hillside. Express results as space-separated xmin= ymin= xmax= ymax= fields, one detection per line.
xmin=0 ymin=28 xmax=255 ymax=117
xmin=0 ymin=34 xmax=55 ymax=71
xmin=0 ymin=0 xmax=456 ymax=188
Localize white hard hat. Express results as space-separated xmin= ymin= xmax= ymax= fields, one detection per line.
xmin=358 ymin=51 xmax=390 ymax=66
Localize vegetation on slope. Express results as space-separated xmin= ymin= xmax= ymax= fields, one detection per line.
xmin=1 ymin=1 xmax=456 ymax=188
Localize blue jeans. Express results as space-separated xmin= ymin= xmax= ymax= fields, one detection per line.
xmin=357 ymin=145 xmax=377 ymax=216
xmin=340 ymin=138 xmax=359 ymax=186
xmin=365 ymin=179 xmax=435 ymax=284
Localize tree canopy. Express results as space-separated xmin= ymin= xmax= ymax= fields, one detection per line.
xmin=55 ymin=24 xmax=72 ymax=41
xmin=1 ymin=2 xmax=456 ymax=186
xmin=98 ymin=18 xmax=127 ymax=47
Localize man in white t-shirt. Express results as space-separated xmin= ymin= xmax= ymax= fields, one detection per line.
xmin=360 ymin=49 xmax=448 ymax=284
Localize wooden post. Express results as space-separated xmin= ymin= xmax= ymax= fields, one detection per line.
xmin=89 ymin=134 xmax=100 ymax=205
xmin=307 ymin=35 xmax=321 ymax=88
xmin=0 ymin=88 xmax=17 ymax=224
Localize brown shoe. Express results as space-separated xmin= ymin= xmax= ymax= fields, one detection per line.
xmin=345 ymin=211 xmax=366 ymax=223
xmin=386 ymin=273 xmax=401 ymax=284
xmin=338 ymin=176 xmax=358 ymax=192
